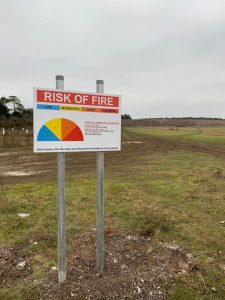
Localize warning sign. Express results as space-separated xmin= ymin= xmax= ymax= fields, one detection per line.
xmin=33 ymin=88 xmax=121 ymax=153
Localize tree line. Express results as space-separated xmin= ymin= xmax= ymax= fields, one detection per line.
xmin=0 ymin=96 xmax=32 ymax=127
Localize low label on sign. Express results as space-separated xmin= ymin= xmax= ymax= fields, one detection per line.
xmin=33 ymin=88 xmax=121 ymax=153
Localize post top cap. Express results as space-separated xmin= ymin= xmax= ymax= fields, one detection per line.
xmin=56 ymin=75 xmax=64 ymax=80
xmin=96 ymin=80 xmax=104 ymax=84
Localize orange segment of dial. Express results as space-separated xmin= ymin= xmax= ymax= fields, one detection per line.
xmin=61 ymin=118 xmax=77 ymax=140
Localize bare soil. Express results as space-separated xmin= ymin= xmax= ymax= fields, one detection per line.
xmin=0 ymin=246 xmax=32 ymax=287
xmin=0 ymin=231 xmax=196 ymax=299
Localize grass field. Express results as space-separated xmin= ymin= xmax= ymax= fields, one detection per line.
xmin=1 ymin=126 xmax=225 ymax=299
xmin=127 ymin=126 xmax=225 ymax=147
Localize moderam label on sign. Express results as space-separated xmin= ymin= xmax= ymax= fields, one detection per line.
xmin=33 ymin=88 xmax=121 ymax=153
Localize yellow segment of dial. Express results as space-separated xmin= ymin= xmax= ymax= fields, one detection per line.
xmin=45 ymin=118 xmax=62 ymax=140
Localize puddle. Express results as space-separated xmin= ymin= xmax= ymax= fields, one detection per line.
xmin=18 ymin=155 xmax=39 ymax=160
xmin=3 ymin=171 xmax=34 ymax=176
xmin=0 ymin=152 xmax=18 ymax=157
xmin=1 ymin=170 xmax=47 ymax=177
xmin=123 ymin=141 xmax=144 ymax=144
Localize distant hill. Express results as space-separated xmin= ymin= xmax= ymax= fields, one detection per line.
xmin=122 ymin=117 xmax=225 ymax=127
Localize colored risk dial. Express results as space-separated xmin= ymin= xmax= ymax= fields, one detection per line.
xmin=37 ymin=118 xmax=84 ymax=141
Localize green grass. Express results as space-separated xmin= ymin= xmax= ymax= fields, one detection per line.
xmin=1 ymin=127 xmax=225 ymax=298
xmin=127 ymin=126 xmax=225 ymax=147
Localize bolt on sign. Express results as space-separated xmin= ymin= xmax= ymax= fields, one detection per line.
xmin=33 ymin=88 xmax=121 ymax=152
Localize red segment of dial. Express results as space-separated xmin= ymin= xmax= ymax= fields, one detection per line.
xmin=63 ymin=126 xmax=84 ymax=141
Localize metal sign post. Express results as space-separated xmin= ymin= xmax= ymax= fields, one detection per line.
xmin=33 ymin=78 xmax=121 ymax=280
xmin=96 ymin=80 xmax=105 ymax=273
xmin=56 ymin=75 xmax=66 ymax=283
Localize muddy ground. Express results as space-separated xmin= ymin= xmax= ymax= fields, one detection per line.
xmin=1 ymin=133 xmax=225 ymax=184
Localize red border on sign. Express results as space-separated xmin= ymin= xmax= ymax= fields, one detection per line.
xmin=37 ymin=90 xmax=119 ymax=108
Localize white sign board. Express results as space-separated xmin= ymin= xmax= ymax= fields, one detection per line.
xmin=33 ymin=88 xmax=121 ymax=152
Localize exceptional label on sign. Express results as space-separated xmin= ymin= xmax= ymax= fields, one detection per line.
xmin=33 ymin=88 xmax=121 ymax=152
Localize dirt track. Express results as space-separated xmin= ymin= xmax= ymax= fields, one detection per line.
xmin=1 ymin=133 xmax=225 ymax=184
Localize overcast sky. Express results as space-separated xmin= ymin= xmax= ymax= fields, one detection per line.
xmin=0 ymin=0 xmax=225 ymax=118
